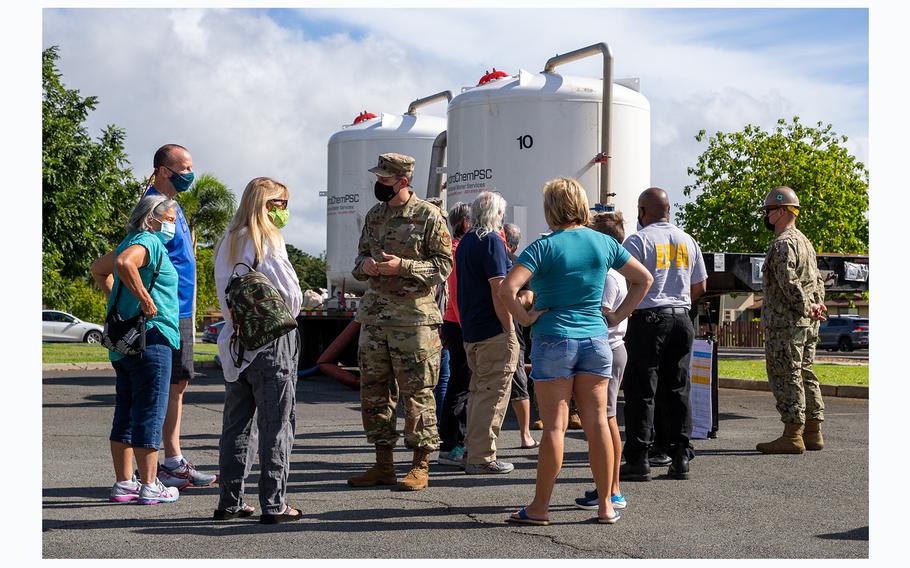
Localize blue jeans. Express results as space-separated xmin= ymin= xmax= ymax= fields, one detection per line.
xmin=529 ymin=332 xmax=612 ymax=381
xmin=109 ymin=327 xmax=173 ymax=449
xmin=434 ymin=347 xmax=451 ymax=420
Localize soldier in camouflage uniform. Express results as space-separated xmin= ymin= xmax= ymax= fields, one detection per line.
xmin=347 ymin=153 xmax=453 ymax=491
xmin=757 ymin=186 xmax=828 ymax=454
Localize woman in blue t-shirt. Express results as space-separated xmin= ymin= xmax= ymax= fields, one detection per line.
xmin=92 ymin=195 xmax=182 ymax=506
xmin=499 ymin=177 xmax=652 ymax=525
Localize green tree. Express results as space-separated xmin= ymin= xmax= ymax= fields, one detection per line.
xmin=43 ymin=45 xmax=141 ymax=306
xmin=175 ymin=173 xmax=236 ymax=254
xmin=194 ymin=247 xmax=220 ymax=327
xmin=286 ymin=245 xmax=327 ymax=291
xmin=676 ymin=117 xmax=869 ymax=254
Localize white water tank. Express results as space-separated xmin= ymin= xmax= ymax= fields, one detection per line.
xmin=326 ymin=111 xmax=446 ymax=295
xmin=445 ymin=68 xmax=650 ymax=248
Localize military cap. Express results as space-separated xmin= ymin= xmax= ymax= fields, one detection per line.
xmin=369 ymin=153 xmax=415 ymax=178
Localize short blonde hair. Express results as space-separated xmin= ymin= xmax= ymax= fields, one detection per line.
xmin=543 ymin=177 xmax=590 ymax=229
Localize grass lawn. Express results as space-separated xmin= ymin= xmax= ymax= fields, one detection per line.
xmin=43 ymin=339 xmax=219 ymax=365
xmin=718 ymin=360 xmax=868 ymax=386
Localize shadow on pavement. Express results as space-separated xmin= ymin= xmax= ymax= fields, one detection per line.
xmin=817 ymin=526 xmax=868 ymax=541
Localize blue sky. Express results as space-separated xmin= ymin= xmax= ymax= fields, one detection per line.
xmin=41 ymin=7 xmax=870 ymax=256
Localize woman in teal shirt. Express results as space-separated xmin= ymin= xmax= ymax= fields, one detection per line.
xmin=94 ymin=195 xmax=182 ymax=505
xmin=499 ymin=177 xmax=652 ymax=525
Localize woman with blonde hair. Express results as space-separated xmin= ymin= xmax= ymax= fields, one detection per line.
xmin=499 ymin=177 xmax=652 ymax=525
xmin=213 ymin=177 xmax=303 ymax=524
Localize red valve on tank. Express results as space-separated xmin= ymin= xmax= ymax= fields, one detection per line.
xmin=477 ymin=68 xmax=509 ymax=86
xmin=353 ymin=111 xmax=377 ymax=124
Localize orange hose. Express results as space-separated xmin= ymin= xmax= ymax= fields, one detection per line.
xmin=317 ymin=320 xmax=361 ymax=389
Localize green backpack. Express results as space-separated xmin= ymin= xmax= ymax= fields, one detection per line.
xmin=224 ymin=261 xmax=298 ymax=367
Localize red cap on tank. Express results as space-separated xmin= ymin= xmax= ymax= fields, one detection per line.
xmin=477 ymin=68 xmax=509 ymax=86
xmin=353 ymin=111 xmax=378 ymax=124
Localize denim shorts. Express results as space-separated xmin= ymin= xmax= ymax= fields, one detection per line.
xmin=529 ymin=332 xmax=613 ymax=382
xmin=109 ymin=327 xmax=173 ymax=449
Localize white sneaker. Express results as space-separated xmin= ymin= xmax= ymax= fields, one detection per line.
xmin=109 ymin=476 xmax=141 ymax=503
xmin=137 ymin=479 xmax=180 ymax=505
xmin=465 ymin=459 xmax=514 ymax=474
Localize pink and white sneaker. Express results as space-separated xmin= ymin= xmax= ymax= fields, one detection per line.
xmin=137 ymin=480 xmax=179 ymax=505
xmin=109 ymin=477 xmax=141 ymax=503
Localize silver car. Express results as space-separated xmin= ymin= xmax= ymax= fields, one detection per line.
xmin=42 ymin=310 xmax=104 ymax=343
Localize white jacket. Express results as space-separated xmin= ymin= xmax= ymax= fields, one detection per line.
xmin=214 ymin=230 xmax=302 ymax=381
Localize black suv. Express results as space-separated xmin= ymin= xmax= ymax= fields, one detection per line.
xmin=818 ymin=316 xmax=869 ymax=352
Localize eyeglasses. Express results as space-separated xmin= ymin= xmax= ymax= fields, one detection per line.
xmin=268 ymin=199 xmax=289 ymax=210
xmin=164 ymin=165 xmax=192 ymax=176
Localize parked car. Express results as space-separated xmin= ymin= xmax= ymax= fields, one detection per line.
xmin=42 ymin=310 xmax=104 ymax=344
xmin=818 ymin=316 xmax=869 ymax=352
xmin=202 ymin=320 xmax=226 ymax=344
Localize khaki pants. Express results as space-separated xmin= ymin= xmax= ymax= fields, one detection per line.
xmin=464 ymin=330 xmax=519 ymax=464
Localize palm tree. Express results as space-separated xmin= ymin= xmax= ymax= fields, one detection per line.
xmin=176 ymin=173 xmax=236 ymax=254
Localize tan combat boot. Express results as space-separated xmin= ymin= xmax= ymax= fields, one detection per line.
xmin=756 ymin=423 xmax=806 ymax=454
xmin=347 ymin=445 xmax=396 ymax=487
xmin=397 ymin=448 xmax=432 ymax=491
xmin=803 ymin=419 xmax=824 ymax=451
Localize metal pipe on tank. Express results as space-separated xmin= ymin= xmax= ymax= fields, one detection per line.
xmin=543 ymin=42 xmax=614 ymax=206
xmin=406 ymin=90 xmax=453 ymax=115
xmin=425 ymin=131 xmax=447 ymax=200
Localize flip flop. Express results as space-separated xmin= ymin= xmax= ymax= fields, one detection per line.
xmin=519 ymin=440 xmax=540 ymax=449
xmin=213 ymin=503 xmax=255 ymax=520
xmin=597 ymin=511 xmax=622 ymax=524
xmin=507 ymin=507 xmax=550 ymax=526
xmin=260 ymin=505 xmax=303 ymax=525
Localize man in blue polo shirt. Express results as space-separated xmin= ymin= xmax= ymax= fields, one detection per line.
xmin=144 ymin=144 xmax=217 ymax=488
xmin=456 ymin=191 xmax=519 ymax=475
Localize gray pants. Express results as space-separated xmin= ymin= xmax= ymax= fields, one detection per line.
xmin=218 ymin=330 xmax=299 ymax=515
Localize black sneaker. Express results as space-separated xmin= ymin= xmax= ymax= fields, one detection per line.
xmin=648 ymin=451 xmax=672 ymax=467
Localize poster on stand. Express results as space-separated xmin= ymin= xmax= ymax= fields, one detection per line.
xmin=690 ymin=339 xmax=714 ymax=439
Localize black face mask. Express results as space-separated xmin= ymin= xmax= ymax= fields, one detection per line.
xmin=764 ymin=210 xmax=776 ymax=231
xmin=374 ymin=180 xmax=397 ymax=202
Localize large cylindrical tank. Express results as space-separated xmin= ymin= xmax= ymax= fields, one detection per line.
xmin=326 ymin=112 xmax=446 ymax=295
xmin=445 ymin=69 xmax=650 ymax=249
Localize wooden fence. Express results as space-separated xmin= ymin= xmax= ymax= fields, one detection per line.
xmin=699 ymin=321 xmax=765 ymax=347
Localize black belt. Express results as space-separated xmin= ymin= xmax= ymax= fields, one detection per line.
xmin=635 ymin=306 xmax=689 ymax=315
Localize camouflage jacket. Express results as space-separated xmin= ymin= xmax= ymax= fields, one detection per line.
xmin=761 ymin=226 xmax=825 ymax=329
xmin=352 ymin=192 xmax=453 ymax=326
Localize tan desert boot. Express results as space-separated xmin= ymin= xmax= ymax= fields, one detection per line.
xmin=756 ymin=422 xmax=806 ymax=454
xmin=803 ymin=418 xmax=824 ymax=451
xmin=398 ymin=448 xmax=432 ymax=491
xmin=347 ymin=445 xmax=397 ymax=487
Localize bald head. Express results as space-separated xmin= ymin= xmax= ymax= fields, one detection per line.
xmin=638 ymin=187 xmax=670 ymax=227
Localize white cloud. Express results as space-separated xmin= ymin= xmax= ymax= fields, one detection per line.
xmin=42 ymin=7 xmax=868 ymax=255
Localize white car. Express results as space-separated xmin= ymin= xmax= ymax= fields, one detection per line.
xmin=42 ymin=310 xmax=104 ymax=343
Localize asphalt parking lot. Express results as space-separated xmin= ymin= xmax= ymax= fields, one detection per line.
xmin=42 ymin=367 xmax=868 ymax=559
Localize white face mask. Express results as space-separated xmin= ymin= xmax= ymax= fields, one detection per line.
xmin=157 ymin=220 xmax=176 ymax=244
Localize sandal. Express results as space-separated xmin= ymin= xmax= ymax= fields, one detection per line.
xmin=506 ymin=507 xmax=550 ymax=526
xmin=597 ymin=511 xmax=621 ymax=524
xmin=519 ymin=440 xmax=540 ymax=449
xmin=213 ymin=504 xmax=255 ymax=520
xmin=259 ymin=504 xmax=303 ymax=525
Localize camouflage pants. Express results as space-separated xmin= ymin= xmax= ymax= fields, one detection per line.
xmin=358 ymin=324 xmax=441 ymax=451
xmin=765 ymin=326 xmax=825 ymax=424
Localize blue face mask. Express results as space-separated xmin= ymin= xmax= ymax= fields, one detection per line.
xmin=168 ymin=168 xmax=195 ymax=192
xmin=157 ymin=221 xmax=176 ymax=244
